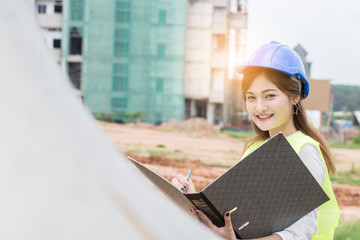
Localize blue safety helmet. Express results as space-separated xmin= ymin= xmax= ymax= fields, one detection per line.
xmin=236 ymin=41 xmax=309 ymax=99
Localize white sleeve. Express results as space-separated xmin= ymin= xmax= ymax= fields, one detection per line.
xmin=274 ymin=143 xmax=326 ymax=240
xmin=299 ymin=144 xmax=326 ymax=186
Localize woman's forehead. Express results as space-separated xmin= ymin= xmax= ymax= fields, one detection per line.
xmin=247 ymin=73 xmax=279 ymax=93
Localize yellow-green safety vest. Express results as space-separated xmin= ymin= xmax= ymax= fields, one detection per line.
xmin=241 ymin=132 xmax=340 ymax=240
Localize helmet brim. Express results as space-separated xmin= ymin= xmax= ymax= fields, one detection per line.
xmin=235 ymin=64 xmax=309 ymax=99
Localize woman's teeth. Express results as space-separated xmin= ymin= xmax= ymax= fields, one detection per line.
xmin=258 ymin=114 xmax=272 ymax=119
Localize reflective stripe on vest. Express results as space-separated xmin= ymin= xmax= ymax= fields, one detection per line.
xmin=241 ymin=132 xmax=340 ymax=240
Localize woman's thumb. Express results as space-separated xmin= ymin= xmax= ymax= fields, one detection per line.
xmin=224 ymin=212 xmax=233 ymax=227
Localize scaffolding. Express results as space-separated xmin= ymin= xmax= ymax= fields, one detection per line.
xmin=62 ymin=0 xmax=187 ymax=124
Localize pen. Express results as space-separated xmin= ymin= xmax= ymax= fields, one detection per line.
xmin=238 ymin=221 xmax=249 ymax=231
xmin=186 ymin=169 xmax=192 ymax=181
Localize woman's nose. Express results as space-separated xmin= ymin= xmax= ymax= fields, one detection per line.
xmin=255 ymin=100 xmax=268 ymax=112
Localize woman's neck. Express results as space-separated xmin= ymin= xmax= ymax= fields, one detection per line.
xmin=269 ymin=127 xmax=299 ymax=138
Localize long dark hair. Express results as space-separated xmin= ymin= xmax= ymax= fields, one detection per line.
xmin=241 ymin=68 xmax=336 ymax=174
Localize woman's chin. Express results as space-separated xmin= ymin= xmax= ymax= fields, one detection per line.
xmin=253 ymin=123 xmax=269 ymax=132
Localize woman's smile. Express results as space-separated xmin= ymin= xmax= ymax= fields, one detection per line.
xmin=256 ymin=114 xmax=274 ymax=121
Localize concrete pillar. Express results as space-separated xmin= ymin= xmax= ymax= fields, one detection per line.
xmin=190 ymin=99 xmax=196 ymax=117
xmin=207 ymin=102 xmax=215 ymax=124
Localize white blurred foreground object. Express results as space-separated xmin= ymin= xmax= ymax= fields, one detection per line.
xmin=0 ymin=1 xmax=221 ymax=239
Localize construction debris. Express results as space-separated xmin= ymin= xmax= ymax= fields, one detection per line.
xmin=160 ymin=118 xmax=216 ymax=132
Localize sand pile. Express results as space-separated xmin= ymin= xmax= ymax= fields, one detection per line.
xmin=125 ymin=122 xmax=157 ymax=129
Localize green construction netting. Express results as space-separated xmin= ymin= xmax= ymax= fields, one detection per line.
xmin=63 ymin=0 xmax=187 ymax=124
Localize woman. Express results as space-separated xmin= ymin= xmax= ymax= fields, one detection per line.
xmin=172 ymin=41 xmax=339 ymax=240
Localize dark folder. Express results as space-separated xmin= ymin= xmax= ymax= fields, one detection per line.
xmin=127 ymin=133 xmax=329 ymax=239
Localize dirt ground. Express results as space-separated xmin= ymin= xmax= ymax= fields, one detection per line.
xmin=99 ymin=120 xmax=360 ymax=222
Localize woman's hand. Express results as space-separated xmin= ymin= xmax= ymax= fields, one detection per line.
xmin=193 ymin=209 xmax=237 ymax=240
xmin=171 ymin=174 xmax=196 ymax=193
xmin=192 ymin=209 xmax=282 ymax=240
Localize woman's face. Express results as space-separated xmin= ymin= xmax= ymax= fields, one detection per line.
xmin=245 ymin=73 xmax=298 ymax=137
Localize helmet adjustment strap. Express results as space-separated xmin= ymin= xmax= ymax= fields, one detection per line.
xmin=290 ymin=75 xmax=302 ymax=96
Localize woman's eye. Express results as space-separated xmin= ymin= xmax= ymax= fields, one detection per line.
xmin=247 ymin=96 xmax=255 ymax=100
xmin=266 ymin=94 xmax=275 ymax=98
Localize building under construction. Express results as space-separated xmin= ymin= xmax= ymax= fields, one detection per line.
xmin=34 ymin=0 xmax=248 ymax=125
xmin=185 ymin=0 xmax=248 ymax=125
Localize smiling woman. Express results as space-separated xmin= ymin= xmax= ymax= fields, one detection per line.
xmin=172 ymin=41 xmax=340 ymax=240
xmin=236 ymin=41 xmax=340 ymax=240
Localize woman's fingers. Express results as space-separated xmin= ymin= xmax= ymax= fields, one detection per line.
xmin=190 ymin=208 xmax=200 ymax=220
xmin=193 ymin=209 xmax=237 ymax=240
xmin=172 ymin=175 xmax=196 ymax=193
xmin=224 ymin=212 xmax=232 ymax=227
xmin=176 ymin=175 xmax=189 ymax=189
xmin=196 ymin=210 xmax=217 ymax=231
xmin=177 ymin=174 xmax=196 ymax=193
xmin=223 ymin=212 xmax=236 ymax=239
xmin=171 ymin=177 xmax=185 ymax=191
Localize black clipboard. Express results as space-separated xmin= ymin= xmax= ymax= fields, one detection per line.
xmin=128 ymin=133 xmax=329 ymax=239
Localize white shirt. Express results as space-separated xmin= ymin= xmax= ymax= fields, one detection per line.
xmin=274 ymin=132 xmax=327 ymax=240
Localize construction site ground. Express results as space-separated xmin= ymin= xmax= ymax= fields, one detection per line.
xmin=99 ymin=120 xmax=360 ymax=223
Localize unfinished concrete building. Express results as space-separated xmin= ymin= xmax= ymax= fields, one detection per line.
xmin=32 ymin=0 xmax=248 ymax=126
xmin=33 ymin=0 xmax=63 ymax=65
xmin=185 ymin=0 xmax=248 ymax=125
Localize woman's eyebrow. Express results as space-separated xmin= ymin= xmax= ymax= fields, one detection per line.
xmin=262 ymin=89 xmax=277 ymax=93
xmin=246 ymin=89 xmax=277 ymax=95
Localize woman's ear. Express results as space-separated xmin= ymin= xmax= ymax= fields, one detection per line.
xmin=291 ymin=95 xmax=301 ymax=105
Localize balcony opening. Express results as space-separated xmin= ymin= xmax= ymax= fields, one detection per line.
xmin=69 ymin=27 xmax=82 ymax=55
xmin=68 ymin=62 xmax=82 ymax=90
xmin=214 ymin=103 xmax=223 ymax=124
xmin=37 ymin=4 xmax=46 ymax=14
xmin=53 ymin=39 xmax=61 ymax=49
xmin=54 ymin=4 xmax=62 ymax=13
xmin=196 ymin=100 xmax=207 ymax=118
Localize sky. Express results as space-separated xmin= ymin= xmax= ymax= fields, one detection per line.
xmin=245 ymin=0 xmax=360 ymax=86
